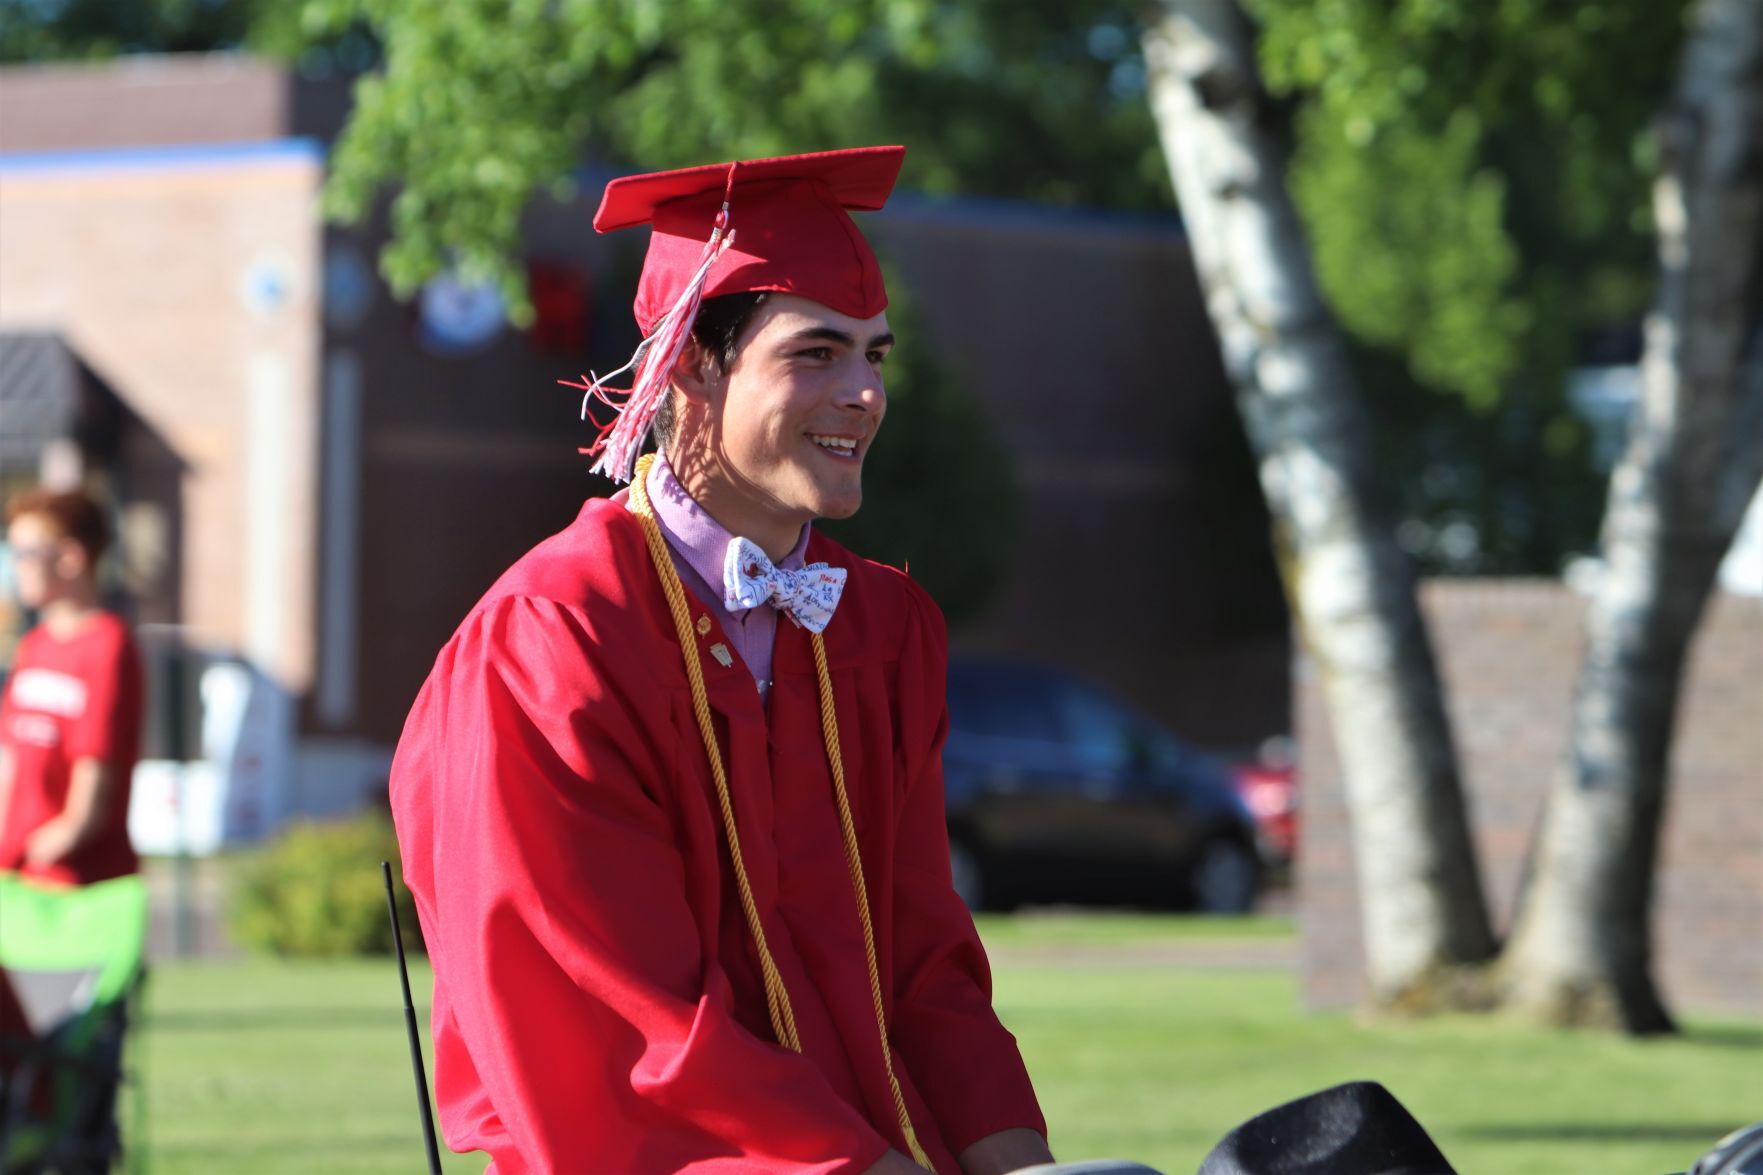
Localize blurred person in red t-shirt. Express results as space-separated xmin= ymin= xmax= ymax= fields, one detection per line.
xmin=0 ymin=487 xmax=143 ymax=886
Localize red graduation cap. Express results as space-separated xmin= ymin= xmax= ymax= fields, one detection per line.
xmin=565 ymin=146 xmax=906 ymax=482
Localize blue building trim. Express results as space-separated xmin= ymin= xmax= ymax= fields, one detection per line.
xmin=0 ymin=138 xmax=327 ymax=178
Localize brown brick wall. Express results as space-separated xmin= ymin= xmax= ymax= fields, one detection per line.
xmin=0 ymin=57 xmax=288 ymax=154
xmin=0 ymin=151 xmax=324 ymax=690
xmin=1298 ymin=580 xmax=1763 ymax=1016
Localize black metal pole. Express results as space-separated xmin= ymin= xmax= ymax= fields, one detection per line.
xmin=163 ymin=639 xmax=194 ymax=957
xmin=382 ymin=860 xmax=443 ymax=1175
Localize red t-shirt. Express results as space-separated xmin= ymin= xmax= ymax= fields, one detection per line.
xmin=0 ymin=611 xmax=143 ymax=885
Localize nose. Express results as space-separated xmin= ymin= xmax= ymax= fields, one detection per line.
xmin=836 ymin=355 xmax=886 ymax=417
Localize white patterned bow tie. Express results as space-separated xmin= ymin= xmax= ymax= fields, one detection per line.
xmin=722 ymin=536 xmax=847 ymax=634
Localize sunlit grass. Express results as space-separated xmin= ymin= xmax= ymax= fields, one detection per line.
xmin=996 ymin=966 xmax=1758 ymax=1175
xmin=121 ymin=917 xmax=1757 ymax=1174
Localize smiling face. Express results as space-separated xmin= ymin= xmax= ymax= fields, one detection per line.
xmin=669 ymin=293 xmax=892 ymax=557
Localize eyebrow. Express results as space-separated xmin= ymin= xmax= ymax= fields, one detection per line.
xmin=783 ymin=326 xmax=896 ymax=351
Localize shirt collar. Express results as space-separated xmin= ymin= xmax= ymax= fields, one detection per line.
xmin=645 ymin=451 xmax=811 ymax=608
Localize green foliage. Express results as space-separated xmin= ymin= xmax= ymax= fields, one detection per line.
xmin=229 ymin=810 xmax=420 ymax=957
xmin=817 ymin=275 xmax=1016 ymax=623
xmin=0 ymin=0 xmax=338 ymax=63
xmin=1292 ymin=108 xmax=1524 ymax=412
xmin=302 ymin=0 xmax=1165 ymax=313
xmin=1248 ymin=0 xmax=1691 ymax=572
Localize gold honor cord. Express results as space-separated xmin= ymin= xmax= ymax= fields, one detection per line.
xmin=630 ymin=457 xmax=800 ymax=1052
xmin=630 ymin=454 xmax=935 ymax=1171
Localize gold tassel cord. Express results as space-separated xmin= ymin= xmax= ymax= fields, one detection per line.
xmin=810 ymin=631 xmax=936 ymax=1171
xmin=631 ymin=456 xmax=800 ymax=1052
xmin=630 ymin=454 xmax=934 ymax=1171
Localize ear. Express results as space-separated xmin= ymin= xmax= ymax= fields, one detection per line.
xmin=53 ymin=537 xmax=90 ymax=580
xmin=670 ymin=336 xmax=721 ymax=405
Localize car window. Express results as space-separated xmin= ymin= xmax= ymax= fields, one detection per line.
xmin=1146 ymin=730 xmax=1189 ymax=774
xmin=1055 ymin=683 xmax=1139 ymax=773
xmin=948 ymin=671 xmax=1058 ymax=741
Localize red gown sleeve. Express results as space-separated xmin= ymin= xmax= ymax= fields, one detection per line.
xmin=392 ymin=595 xmax=891 ymax=1174
xmin=885 ymin=583 xmax=1047 ymax=1155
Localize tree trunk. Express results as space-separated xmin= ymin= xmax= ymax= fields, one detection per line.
xmin=1498 ymin=0 xmax=1763 ymax=1035
xmin=1142 ymin=0 xmax=1497 ymax=1006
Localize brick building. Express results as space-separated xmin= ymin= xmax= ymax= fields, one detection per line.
xmin=1298 ymin=581 xmax=1763 ymax=1016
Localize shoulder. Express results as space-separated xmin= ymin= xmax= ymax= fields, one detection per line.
xmin=87 ymin=613 xmax=141 ymax=678
xmin=89 ymin=611 xmax=136 ymax=652
xmin=13 ymin=624 xmax=47 ymax=660
xmin=477 ymin=496 xmax=649 ymax=613
xmin=435 ymin=496 xmax=675 ymax=685
xmin=43 ymin=613 xmax=135 ymax=666
xmin=806 ymin=530 xmax=947 ymax=654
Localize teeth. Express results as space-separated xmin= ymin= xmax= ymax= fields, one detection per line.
xmin=809 ymin=435 xmax=857 ymax=453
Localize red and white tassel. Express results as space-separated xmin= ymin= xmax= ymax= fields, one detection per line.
xmin=561 ymin=196 xmax=737 ymax=483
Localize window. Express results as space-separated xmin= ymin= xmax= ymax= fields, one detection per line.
xmin=1056 ymin=684 xmax=1138 ymax=773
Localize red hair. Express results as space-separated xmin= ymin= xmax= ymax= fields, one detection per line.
xmin=6 ymin=487 xmax=111 ymax=563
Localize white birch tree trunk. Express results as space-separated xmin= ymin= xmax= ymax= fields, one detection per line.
xmin=1142 ymin=0 xmax=1497 ymax=1004
xmin=1499 ymin=0 xmax=1763 ymax=1034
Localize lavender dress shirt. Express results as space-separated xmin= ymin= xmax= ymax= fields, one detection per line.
xmin=633 ymin=452 xmax=811 ymax=699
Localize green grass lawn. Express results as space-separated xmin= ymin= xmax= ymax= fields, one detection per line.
xmin=121 ymin=917 xmax=1759 ymax=1174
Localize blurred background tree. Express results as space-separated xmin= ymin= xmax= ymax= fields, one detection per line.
xmin=283 ymin=0 xmax=1172 ymax=309
xmin=6 ymin=0 xmax=1678 ymax=580
xmin=2 ymin=0 xmax=1692 ymax=581
xmin=1250 ymin=0 xmax=1690 ymax=575
xmin=1143 ymin=0 xmax=1759 ymax=1032
xmin=0 ymin=0 xmax=333 ymax=62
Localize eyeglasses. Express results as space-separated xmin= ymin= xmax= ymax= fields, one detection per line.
xmin=8 ymin=546 xmax=55 ymax=564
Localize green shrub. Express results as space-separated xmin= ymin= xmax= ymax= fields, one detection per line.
xmin=229 ymin=810 xmax=423 ymax=957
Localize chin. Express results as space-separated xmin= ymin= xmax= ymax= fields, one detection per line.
xmin=809 ymin=478 xmax=864 ymax=520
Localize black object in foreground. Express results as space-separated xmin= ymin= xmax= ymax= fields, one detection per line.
xmin=1198 ymin=1081 xmax=1456 ymax=1175
xmin=382 ymin=860 xmax=443 ymax=1175
xmin=1688 ymin=1122 xmax=1763 ymax=1175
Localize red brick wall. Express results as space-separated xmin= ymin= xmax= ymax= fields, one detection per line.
xmin=1298 ymin=580 xmax=1763 ymax=1016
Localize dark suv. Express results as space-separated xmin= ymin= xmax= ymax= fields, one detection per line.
xmin=942 ymin=658 xmax=1262 ymax=914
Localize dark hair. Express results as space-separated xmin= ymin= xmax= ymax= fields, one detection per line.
xmin=6 ymin=486 xmax=111 ymax=563
xmin=653 ymin=291 xmax=773 ymax=451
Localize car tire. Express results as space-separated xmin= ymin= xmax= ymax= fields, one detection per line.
xmin=1189 ymin=836 xmax=1260 ymax=914
xmin=949 ymin=837 xmax=987 ymax=912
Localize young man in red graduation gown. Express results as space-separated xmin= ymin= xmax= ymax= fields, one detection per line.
xmin=391 ymin=147 xmax=1054 ymax=1174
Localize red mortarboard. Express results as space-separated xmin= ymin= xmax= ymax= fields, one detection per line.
xmin=565 ymin=146 xmax=906 ymax=482
xmin=597 ymin=145 xmax=904 ymax=330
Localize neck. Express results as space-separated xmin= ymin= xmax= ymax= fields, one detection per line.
xmin=40 ymin=589 xmax=101 ymax=638
xmin=666 ymin=447 xmax=806 ymax=563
